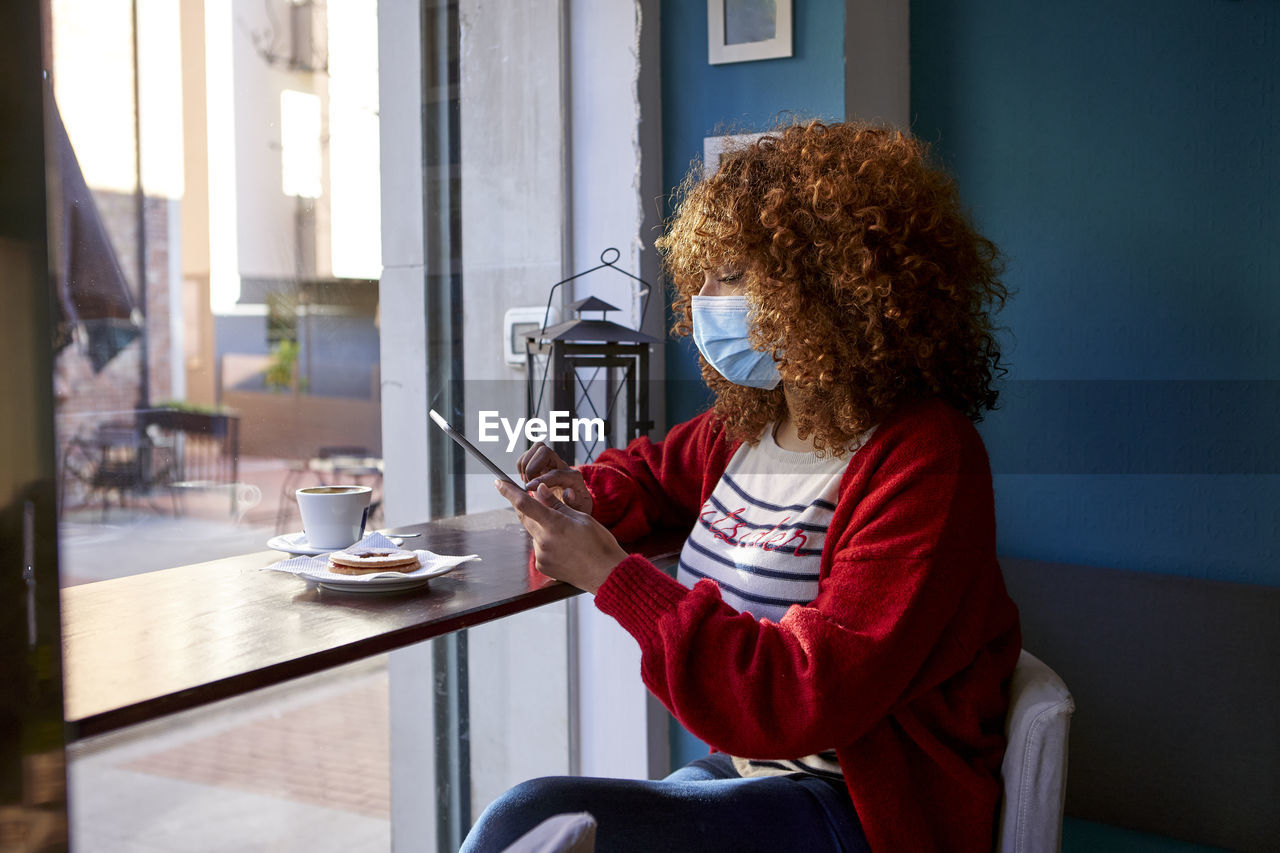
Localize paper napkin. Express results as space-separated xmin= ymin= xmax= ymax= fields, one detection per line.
xmin=262 ymin=531 xmax=480 ymax=583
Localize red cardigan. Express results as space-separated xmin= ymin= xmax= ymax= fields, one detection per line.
xmin=583 ymin=399 xmax=1022 ymax=852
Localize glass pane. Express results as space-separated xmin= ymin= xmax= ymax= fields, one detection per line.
xmin=451 ymin=0 xmax=572 ymax=836
xmin=68 ymin=657 xmax=390 ymax=850
xmin=49 ymin=0 xmax=384 ymax=584
xmin=49 ymin=1 xmax=389 ymax=847
xmin=47 ymin=0 xmax=586 ymax=848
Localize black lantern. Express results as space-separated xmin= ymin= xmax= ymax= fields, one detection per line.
xmin=525 ymin=250 xmax=656 ymax=465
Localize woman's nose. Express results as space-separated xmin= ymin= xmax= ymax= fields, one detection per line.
xmin=699 ymin=270 xmax=720 ymax=297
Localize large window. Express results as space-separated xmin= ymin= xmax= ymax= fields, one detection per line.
xmin=49 ymin=1 xmax=393 ymax=848
xmin=47 ymin=0 xmax=661 ymax=848
xmin=49 ymin=0 xmax=592 ymax=849
xmin=51 ymin=0 xmax=384 ymax=584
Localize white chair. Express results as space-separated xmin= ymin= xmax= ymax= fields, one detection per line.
xmin=500 ymin=812 xmax=597 ymax=853
xmin=997 ymin=650 xmax=1076 ymax=853
xmin=499 ymin=653 xmax=1070 ymax=853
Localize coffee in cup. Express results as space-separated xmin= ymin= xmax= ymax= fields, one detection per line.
xmin=296 ymin=485 xmax=372 ymax=549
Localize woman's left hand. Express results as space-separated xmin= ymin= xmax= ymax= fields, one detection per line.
xmin=495 ymin=480 xmax=629 ymax=593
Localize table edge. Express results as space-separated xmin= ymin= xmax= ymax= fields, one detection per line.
xmin=66 ymin=580 xmax=580 ymax=740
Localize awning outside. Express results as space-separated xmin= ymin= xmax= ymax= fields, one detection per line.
xmin=49 ymin=98 xmax=140 ymax=373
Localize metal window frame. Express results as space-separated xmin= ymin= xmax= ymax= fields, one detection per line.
xmin=0 ymin=0 xmax=70 ymax=846
xmin=421 ymin=1 xmax=470 ymax=848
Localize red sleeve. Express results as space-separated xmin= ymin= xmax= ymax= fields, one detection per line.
xmin=593 ymin=404 xmax=1005 ymax=759
xmin=579 ymin=410 xmax=738 ymax=546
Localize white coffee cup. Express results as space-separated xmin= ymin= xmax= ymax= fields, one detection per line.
xmin=296 ymin=485 xmax=373 ymax=549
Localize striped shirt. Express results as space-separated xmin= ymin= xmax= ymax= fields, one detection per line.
xmin=676 ymin=423 xmax=873 ymax=782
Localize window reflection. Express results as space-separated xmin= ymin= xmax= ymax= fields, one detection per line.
xmin=51 ymin=0 xmax=383 ymax=585
xmin=51 ymin=1 xmax=580 ymax=849
xmin=52 ymin=2 xmax=391 ymax=850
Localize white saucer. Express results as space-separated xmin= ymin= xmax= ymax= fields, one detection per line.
xmin=268 ymin=531 xmax=402 ymax=556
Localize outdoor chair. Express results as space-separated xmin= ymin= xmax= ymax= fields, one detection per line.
xmin=59 ymin=420 xmax=175 ymax=519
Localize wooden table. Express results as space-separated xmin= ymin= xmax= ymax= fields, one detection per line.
xmin=61 ymin=508 xmax=577 ymax=740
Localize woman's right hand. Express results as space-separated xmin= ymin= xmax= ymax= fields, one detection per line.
xmin=517 ymin=442 xmax=593 ymax=515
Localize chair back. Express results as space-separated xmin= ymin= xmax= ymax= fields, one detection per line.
xmin=500 ymin=812 xmax=596 ymax=853
xmin=997 ymin=650 xmax=1075 ymax=853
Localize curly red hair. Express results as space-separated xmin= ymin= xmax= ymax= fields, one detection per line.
xmin=656 ymin=120 xmax=1008 ymax=456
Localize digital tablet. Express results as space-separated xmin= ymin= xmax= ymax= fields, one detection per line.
xmin=429 ymin=409 xmax=525 ymax=488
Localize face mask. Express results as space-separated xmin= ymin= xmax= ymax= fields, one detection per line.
xmin=690 ymin=295 xmax=781 ymax=390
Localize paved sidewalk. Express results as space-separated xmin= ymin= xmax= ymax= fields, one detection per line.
xmin=61 ymin=457 xmax=396 ymax=851
xmin=69 ymin=657 xmax=390 ymax=852
xmin=58 ymin=456 xmax=298 ymax=587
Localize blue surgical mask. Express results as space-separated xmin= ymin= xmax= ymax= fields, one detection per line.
xmin=690 ymin=295 xmax=782 ymax=390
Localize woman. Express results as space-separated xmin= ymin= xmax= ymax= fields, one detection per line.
xmin=467 ymin=120 xmax=1021 ymax=852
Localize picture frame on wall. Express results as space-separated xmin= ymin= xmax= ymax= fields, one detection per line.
xmin=708 ymin=0 xmax=793 ymax=65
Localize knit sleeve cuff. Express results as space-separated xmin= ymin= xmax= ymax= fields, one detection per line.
xmin=582 ymin=466 xmax=622 ymax=525
xmin=594 ymin=554 xmax=689 ymax=648
xmin=581 ymin=468 xmax=654 ymax=547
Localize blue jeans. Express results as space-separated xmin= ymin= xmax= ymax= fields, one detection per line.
xmin=459 ymin=753 xmax=870 ymax=853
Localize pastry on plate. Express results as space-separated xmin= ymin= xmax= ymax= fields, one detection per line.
xmin=328 ymin=548 xmax=421 ymax=575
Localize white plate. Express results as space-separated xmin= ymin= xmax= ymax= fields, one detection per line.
xmin=314 ymin=562 xmax=461 ymax=594
xmin=318 ymin=576 xmax=431 ymax=593
xmin=267 ymin=531 xmax=402 ymax=556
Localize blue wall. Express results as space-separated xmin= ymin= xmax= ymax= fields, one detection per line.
xmin=656 ymin=1 xmax=1279 ymax=840
xmin=911 ymin=0 xmax=1280 ymax=585
xmin=661 ymin=0 xmax=846 ymax=423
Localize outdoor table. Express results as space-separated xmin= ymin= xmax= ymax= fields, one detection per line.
xmin=61 ymin=508 xmax=577 ymax=740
